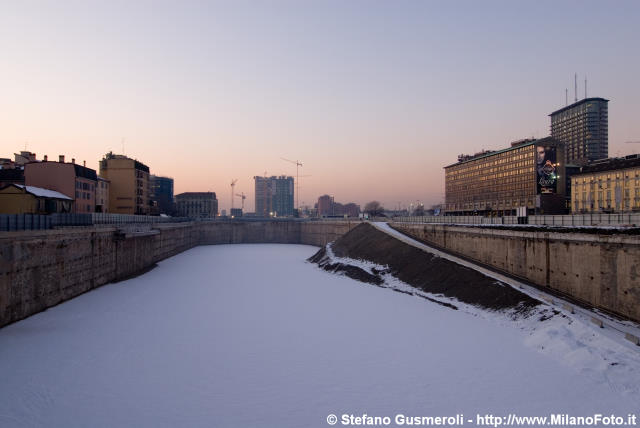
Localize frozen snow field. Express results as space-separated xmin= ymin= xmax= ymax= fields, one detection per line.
xmin=1 ymin=244 xmax=639 ymax=428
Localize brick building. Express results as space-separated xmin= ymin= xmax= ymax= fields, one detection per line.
xmin=25 ymin=155 xmax=97 ymax=214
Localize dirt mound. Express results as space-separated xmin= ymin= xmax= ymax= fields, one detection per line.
xmin=309 ymin=223 xmax=539 ymax=313
xmin=309 ymin=245 xmax=459 ymax=310
xmin=309 ymin=246 xmax=385 ymax=286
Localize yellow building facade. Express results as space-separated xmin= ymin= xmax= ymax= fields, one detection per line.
xmin=571 ymin=156 xmax=640 ymax=213
xmin=0 ymin=184 xmax=72 ymax=214
xmin=99 ymin=152 xmax=150 ymax=215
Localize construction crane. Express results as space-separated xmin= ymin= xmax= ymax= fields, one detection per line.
xmin=235 ymin=192 xmax=246 ymax=210
xmin=624 ymin=141 xmax=640 ymax=144
xmin=281 ymin=157 xmax=303 ymax=210
xmin=230 ymin=179 xmax=238 ymax=210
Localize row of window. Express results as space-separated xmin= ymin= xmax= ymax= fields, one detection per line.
xmin=574 ymin=171 xmax=640 ymax=184
xmin=445 ymin=146 xmax=540 ymax=209
xmin=75 ymin=181 xmax=94 ymax=191
xmin=447 ymin=199 xmax=535 ymax=211
xmin=75 ymin=191 xmax=92 ymax=200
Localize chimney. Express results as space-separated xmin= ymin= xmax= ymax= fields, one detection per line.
xmin=83 ymin=160 xmax=86 ymax=167
xmin=59 ymin=155 xmax=65 ymax=163
xmin=43 ymin=155 xmax=48 ymax=162
xmin=71 ymin=158 xmax=75 ymax=164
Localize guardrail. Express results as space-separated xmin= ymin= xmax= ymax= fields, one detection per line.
xmin=90 ymin=213 xmax=191 ymax=225
xmin=528 ymin=213 xmax=640 ymax=226
xmin=0 ymin=213 xmax=192 ymax=231
xmin=0 ymin=213 xmax=360 ymax=231
xmin=394 ymin=216 xmax=520 ymax=225
xmin=394 ymin=213 xmax=640 ymax=227
xmin=0 ymin=214 xmax=53 ymax=231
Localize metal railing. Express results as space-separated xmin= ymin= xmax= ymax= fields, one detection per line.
xmin=0 ymin=213 xmax=360 ymax=231
xmin=0 ymin=214 xmax=53 ymax=231
xmin=90 ymin=213 xmax=191 ymax=225
xmin=394 ymin=216 xmax=520 ymax=225
xmin=393 ymin=213 xmax=640 ymax=227
xmin=0 ymin=213 xmax=192 ymax=231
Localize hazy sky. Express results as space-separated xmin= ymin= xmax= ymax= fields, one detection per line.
xmin=2 ymin=0 xmax=639 ymax=212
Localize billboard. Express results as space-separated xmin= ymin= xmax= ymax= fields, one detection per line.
xmin=536 ymin=145 xmax=557 ymax=194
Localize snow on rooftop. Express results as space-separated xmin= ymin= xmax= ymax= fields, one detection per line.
xmin=0 ymin=244 xmax=638 ymax=426
xmin=13 ymin=184 xmax=72 ymax=200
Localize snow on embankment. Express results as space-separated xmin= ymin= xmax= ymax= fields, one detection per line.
xmin=309 ymin=222 xmax=640 ymax=396
xmin=309 ymin=222 xmax=539 ymax=315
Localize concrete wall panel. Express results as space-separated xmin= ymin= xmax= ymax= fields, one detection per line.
xmin=393 ymin=223 xmax=640 ymax=322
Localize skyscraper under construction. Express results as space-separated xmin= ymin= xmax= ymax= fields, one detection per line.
xmin=254 ymin=175 xmax=294 ymax=217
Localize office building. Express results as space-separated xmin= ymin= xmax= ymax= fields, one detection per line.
xmin=317 ymin=195 xmax=334 ymax=216
xmin=571 ymin=155 xmax=640 ymax=213
xmin=343 ymin=203 xmax=360 ymax=218
xmin=254 ymin=175 xmax=294 ymax=217
xmin=550 ymin=97 xmax=608 ymax=165
xmin=150 ymin=175 xmax=175 ymax=215
xmin=176 ymin=192 xmax=218 ymax=218
xmin=99 ymin=152 xmax=150 ymax=215
xmin=25 ymin=155 xmax=97 ymax=214
xmin=444 ymin=137 xmax=566 ymax=215
xmin=316 ymin=194 xmax=360 ymax=217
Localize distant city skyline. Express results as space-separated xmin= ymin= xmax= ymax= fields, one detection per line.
xmin=2 ymin=0 xmax=640 ymax=212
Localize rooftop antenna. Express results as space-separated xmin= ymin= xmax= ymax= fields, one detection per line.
xmin=565 ymin=88 xmax=568 ymax=106
xmin=585 ymin=76 xmax=587 ymax=98
xmin=574 ymin=73 xmax=577 ymax=103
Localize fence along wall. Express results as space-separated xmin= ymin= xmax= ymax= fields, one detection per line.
xmin=0 ymin=220 xmax=358 ymax=328
xmin=0 ymin=213 xmax=194 ymax=231
xmin=391 ymin=222 xmax=640 ymax=322
xmin=395 ymin=213 xmax=640 ymax=226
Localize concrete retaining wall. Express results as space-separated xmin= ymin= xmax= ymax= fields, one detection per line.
xmin=0 ymin=220 xmax=358 ymax=327
xmin=392 ymin=222 xmax=640 ymax=322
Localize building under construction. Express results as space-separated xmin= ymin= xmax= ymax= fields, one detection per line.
xmin=254 ymin=175 xmax=294 ymax=217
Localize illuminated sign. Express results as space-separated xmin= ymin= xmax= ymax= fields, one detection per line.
xmin=536 ymin=146 xmax=557 ymax=194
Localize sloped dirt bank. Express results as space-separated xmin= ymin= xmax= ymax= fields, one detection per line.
xmin=309 ymin=223 xmax=539 ymax=313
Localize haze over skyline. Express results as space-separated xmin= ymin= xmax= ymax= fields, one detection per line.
xmin=2 ymin=0 xmax=639 ymax=212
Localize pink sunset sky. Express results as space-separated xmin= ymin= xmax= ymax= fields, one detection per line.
xmin=2 ymin=1 xmax=639 ymax=212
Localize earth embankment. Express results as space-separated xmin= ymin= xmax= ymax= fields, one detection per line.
xmin=309 ymin=223 xmax=539 ymax=312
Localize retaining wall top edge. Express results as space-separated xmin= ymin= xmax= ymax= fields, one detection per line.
xmin=0 ymin=226 xmax=118 ymax=241
xmin=392 ymin=222 xmax=640 ymax=245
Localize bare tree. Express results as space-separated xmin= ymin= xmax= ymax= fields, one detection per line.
xmin=364 ymin=201 xmax=385 ymax=217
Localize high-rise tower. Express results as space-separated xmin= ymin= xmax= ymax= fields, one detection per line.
xmin=549 ymin=97 xmax=608 ymax=165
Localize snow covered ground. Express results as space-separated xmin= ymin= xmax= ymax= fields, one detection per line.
xmin=1 ymin=244 xmax=639 ymax=428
